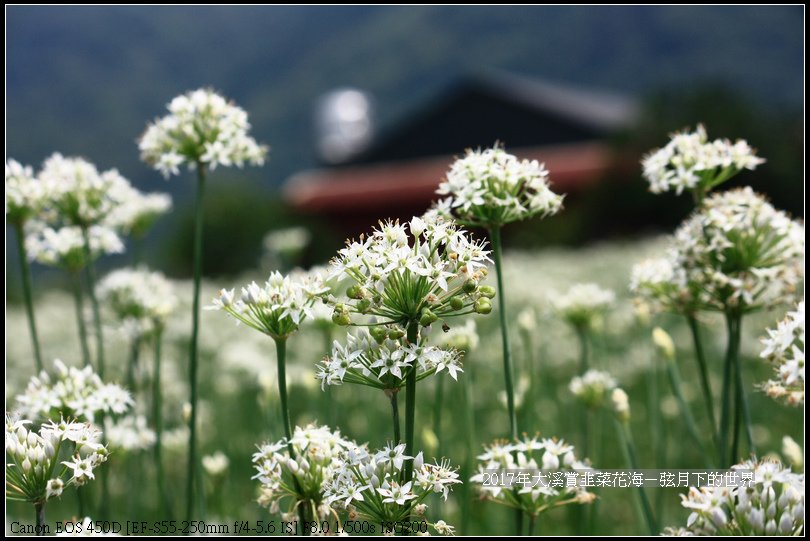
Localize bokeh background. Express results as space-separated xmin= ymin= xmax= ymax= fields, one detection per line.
xmin=5 ymin=5 xmax=805 ymax=536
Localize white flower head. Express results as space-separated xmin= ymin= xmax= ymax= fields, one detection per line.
xmin=760 ymin=302 xmax=805 ymax=406
xmin=97 ymin=266 xmax=178 ymax=338
xmin=642 ymin=124 xmax=765 ymax=198
xmin=435 ymin=145 xmax=564 ymax=227
xmin=26 ymin=223 xmax=124 ymax=272
xmin=6 ymin=159 xmax=46 ymax=224
xmin=139 ymin=88 xmax=268 ymax=177
xmin=552 ymin=283 xmax=615 ymax=330
xmin=569 ymin=369 xmax=618 ymax=409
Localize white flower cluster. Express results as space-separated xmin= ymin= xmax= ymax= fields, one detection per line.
xmin=630 ymin=255 xmax=696 ymax=315
xmin=37 ymin=153 xmax=134 ymax=228
xmin=25 ymin=224 xmax=124 ymax=271
xmin=470 ymin=436 xmax=594 ymax=517
xmin=16 ymin=360 xmax=133 ymax=423
xmin=435 ymin=146 xmax=564 ymax=227
xmin=324 ymin=442 xmax=461 ymax=534
xmin=252 ymin=424 xmax=355 ymax=519
xmin=760 ymin=302 xmax=805 ymax=407
xmin=671 ymin=188 xmax=803 ymax=312
xmin=96 ymin=267 xmax=177 ymax=339
xmin=6 ymin=159 xmax=46 ymax=224
xmin=106 ymin=189 xmax=172 ymax=237
xmin=665 ymin=458 xmax=804 ymax=535
xmin=139 ymin=88 xmax=268 ymax=178
xmin=104 ymin=415 xmax=156 ymax=452
xmin=317 ymin=329 xmax=463 ymax=391
xmin=552 ymin=283 xmax=616 ymax=330
xmin=202 ymin=451 xmax=230 ymax=477
xmin=328 ymin=217 xmax=494 ymax=327
xmin=264 ymin=227 xmax=311 ymax=258
xmin=642 ymin=125 xmax=765 ymax=196
xmin=210 ymin=270 xmax=329 ymax=340
xmin=6 ymin=414 xmax=109 ymax=503
xmin=569 ymin=369 xmax=618 ymax=410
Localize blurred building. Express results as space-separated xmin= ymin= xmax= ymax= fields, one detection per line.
xmin=283 ymin=71 xmax=639 ymax=234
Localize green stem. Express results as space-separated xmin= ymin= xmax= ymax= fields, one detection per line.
xmin=686 ymin=315 xmax=718 ymax=448
xmin=404 ymin=321 xmax=419 ymax=482
xmin=14 ymin=222 xmax=44 ymax=373
xmin=460 ymin=358 xmax=475 ymax=535
xmin=275 ymin=338 xmax=294 ymax=451
xmin=35 ymin=502 xmax=45 ymax=536
xmin=489 ymin=227 xmax=517 ymax=440
xmin=389 ymin=390 xmax=401 ymax=445
xmin=71 ymin=271 xmax=93 ymax=368
xmin=127 ymin=337 xmax=141 ymax=394
xmin=615 ymin=419 xmax=658 ymax=535
xmin=528 ymin=513 xmax=536 ymax=536
xmin=719 ymin=313 xmax=740 ymax=466
xmin=153 ymin=330 xmax=171 ymax=518
xmin=578 ymin=327 xmax=590 ymax=457
xmin=432 ymin=376 xmax=444 ymax=456
xmin=81 ymin=226 xmax=105 ymax=379
xmin=732 ymin=317 xmax=755 ymax=458
xmin=664 ymin=355 xmax=714 ymax=467
xmin=186 ymin=164 xmax=206 ymax=523
xmin=521 ymin=329 xmax=536 ymax=429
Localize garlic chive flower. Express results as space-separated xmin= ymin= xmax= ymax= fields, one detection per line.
xmin=630 ymin=255 xmax=699 ymax=316
xmin=37 ymin=153 xmax=134 ymax=228
xmin=6 ymin=159 xmax=46 ymax=225
xmin=664 ymin=458 xmax=804 ymax=535
xmin=253 ymin=424 xmax=355 ymax=520
xmin=97 ymin=267 xmax=177 ymax=339
xmin=5 ymin=414 xmax=109 ymax=503
xmin=105 ymin=415 xmax=156 ymax=452
xmin=209 ymin=270 xmax=328 ymax=340
xmin=324 ymin=443 xmax=461 ymax=534
xmin=316 ymin=329 xmax=464 ymax=391
xmin=569 ymin=369 xmax=618 ymax=410
xmin=470 ymin=435 xmax=594 ymax=518
xmin=25 ymin=223 xmax=124 ymax=272
xmin=434 ymin=145 xmax=564 ymax=227
xmin=139 ymin=88 xmax=268 ymax=178
xmin=328 ymin=216 xmax=493 ymax=328
xmin=760 ymin=302 xmax=805 ymax=406
xmin=106 ymin=188 xmax=172 ymax=238
xmin=672 ymin=188 xmax=803 ymax=313
xmin=15 ymin=359 xmax=133 ymax=423
xmin=552 ymin=283 xmax=616 ymax=331
xmin=642 ymin=124 xmax=765 ymax=199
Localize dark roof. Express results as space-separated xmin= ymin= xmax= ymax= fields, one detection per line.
xmin=341 ymin=71 xmax=638 ymax=165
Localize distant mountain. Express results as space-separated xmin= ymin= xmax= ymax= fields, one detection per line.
xmin=6 ymin=5 xmax=804 ymax=199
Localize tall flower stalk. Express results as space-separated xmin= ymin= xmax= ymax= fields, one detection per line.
xmin=432 ymin=145 xmax=563 ymax=440
xmin=6 ymin=160 xmax=46 ymax=372
xmin=140 ymin=87 xmax=267 ymax=520
xmin=324 ymin=216 xmax=492 ymax=481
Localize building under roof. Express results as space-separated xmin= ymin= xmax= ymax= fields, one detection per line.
xmin=284 ymin=71 xmax=639 ymax=233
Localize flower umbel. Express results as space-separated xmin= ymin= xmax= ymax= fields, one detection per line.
xmin=328 ymin=216 xmax=493 ymax=328
xmin=139 ymin=88 xmax=268 ymax=178
xmin=642 ymin=124 xmax=764 ymax=198
xmin=317 ymin=329 xmax=464 ymax=391
xmin=569 ymin=369 xmax=618 ymax=410
xmin=760 ymin=302 xmax=805 ymax=406
xmin=5 ymin=414 xmax=109 ymax=503
xmin=434 ymin=145 xmax=564 ymax=227
xmin=470 ymin=435 xmax=594 ymax=518
xmin=97 ymin=267 xmax=177 ymax=339
xmin=210 ymin=270 xmax=328 ymax=340
xmin=324 ymin=442 xmax=460 ymax=534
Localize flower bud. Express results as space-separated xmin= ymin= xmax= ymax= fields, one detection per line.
xmin=449 ymin=296 xmax=464 ymax=311
xmin=346 ymin=285 xmax=364 ymax=300
xmin=356 ymin=299 xmax=371 ymax=313
xmin=611 ymin=388 xmax=631 ymax=423
xmin=419 ymin=309 xmax=438 ymax=327
xmin=479 ymin=285 xmax=496 ymax=299
xmin=474 ymin=298 xmax=492 ymax=314
xmin=652 ymin=327 xmax=676 ymax=361
xmin=370 ymin=326 xmax=388 ymax=344
xmin=332 ymin=305 xmax=351 ymax=326
xmin=462 ymin=279 xmax=478 ymax=294
xmin=388 ymin=329 xmax=405 ymax=340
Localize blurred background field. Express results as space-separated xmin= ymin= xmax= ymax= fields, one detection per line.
xmin=5 ymin=5 xmax=804 ymax=536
